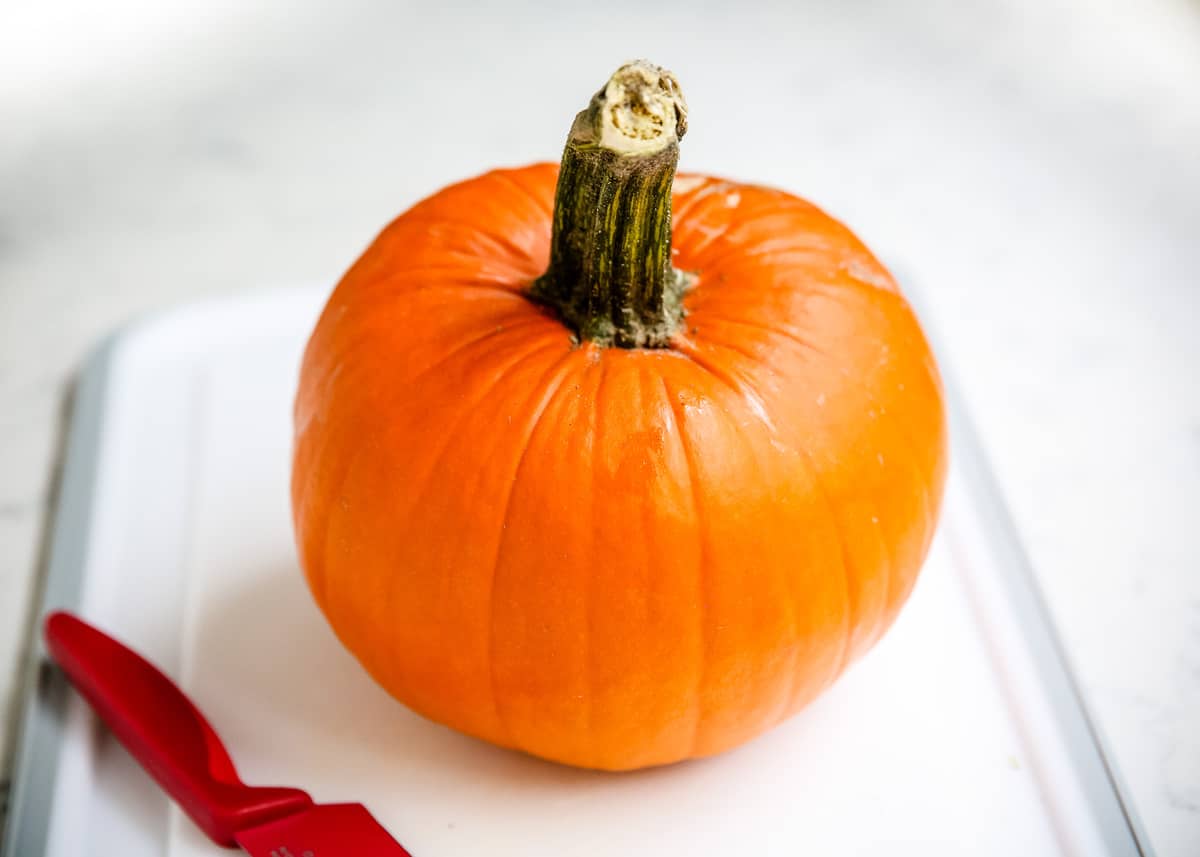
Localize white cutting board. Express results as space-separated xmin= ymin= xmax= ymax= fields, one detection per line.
xmin=28 ymin=287 xmax=1142 ymax=857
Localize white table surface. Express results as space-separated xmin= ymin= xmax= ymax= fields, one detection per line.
xmin=1 ymin=0 xmax=1197 ymax=853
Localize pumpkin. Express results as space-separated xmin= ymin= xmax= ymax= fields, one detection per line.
xmin=292 ymin=60 xmax=947 ymax=771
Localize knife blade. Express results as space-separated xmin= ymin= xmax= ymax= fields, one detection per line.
xmin=43 ymin=611 xmax=414 ymax=856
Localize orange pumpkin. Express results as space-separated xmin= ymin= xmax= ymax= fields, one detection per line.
xmin=292 ymin=61 xmax=947 ymax=771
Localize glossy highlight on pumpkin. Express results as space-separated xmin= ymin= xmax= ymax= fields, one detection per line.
xmin=292 ymin=165 xmax=948 ymax=770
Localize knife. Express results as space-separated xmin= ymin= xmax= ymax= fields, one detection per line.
xmin=43 ymin=611 xmax=414 ymax=856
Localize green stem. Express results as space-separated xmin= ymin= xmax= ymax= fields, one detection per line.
xmin=530 ymin=61 xmax=689 ymax=348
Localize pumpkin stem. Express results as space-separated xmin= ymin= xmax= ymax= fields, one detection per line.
xmin=530 ymin=60 xmax=690 ymax=348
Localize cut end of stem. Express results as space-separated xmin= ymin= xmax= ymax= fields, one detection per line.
xmin=572 ymin=60 xmax=688 ymax=156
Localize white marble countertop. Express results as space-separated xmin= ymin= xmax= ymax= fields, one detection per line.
xmin=1 ymin=0 xmax=1197 ymax=852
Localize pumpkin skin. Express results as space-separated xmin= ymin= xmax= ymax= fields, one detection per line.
xmin=292 ymin=163 xmax=947 ymax=771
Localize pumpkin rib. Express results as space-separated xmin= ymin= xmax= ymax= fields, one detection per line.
xmin=680 ymin=327 xmax=765 ymax=369
xmin=354 ymin=334 xmax=566 ymax=702
xmin=306 ymin=295 xmax=542 ymax=423
xmin=688 ymin=299 xmax=865 ymax=703
xmin=831 ymin=263 xmax=902 ymax=298
xmin=661 ymin=373 xmax=710 ymax=758
xmin=295 ymin=315 xmax=475 ymax=555
xmin=312 ymin=428 xmax=376 ymax=615
xmin=694 ymin=307 xmax=935 ymax=463
xmin=376 ymin=334 xmax=567 ymax=741
xmin=835 ymin=285 xmax=949 ymax=457
xmin=690 ymin=310 xmax=830 ymax=362
xmin=766 ymin=326 xmax=934 ymax=648
xmin=296 ymin=288 xmax=535 ymax=428
xmin=794 ymin=442 xmax=857 ymax=702
xmin=298 ymin=306 xmax=550 ymax=604
xmin=384 ymin=334 xmax=566 ymax=549
xmin=298 ymin=359 xmax=403 ymax=611
xmin=670 ymin=337 xmax=805 ymax=725
xmin=679 ymin=224 xmax=733 ymax=267
xmin=671 ymin=337 xmax=776 ymax=432
xmin=486 ymin=166 xmax=556 ymax=220
xmin=698 ymin=305 xmax=931 ymax=448
xmin=485 ymin=345 xmax=582 ymax=752
xmin=670 ymin=176 xmax=734 ymax=225
xmin=695 ymin=260 xmax=943 ymax=598
xmin=691 ymin=246 xmax=841 ymax=276
xmin=694 ymin=309 xmax=936 ymax=651
xmin=738 ymin=305 xmax=940 ymax=593
xmin=584 ymin=355 xmax=609 ymax=754
xmin=868 ymin=496 xmax=898 ymax=650
xmin=309 ymin=295 xmax=535 ymax=415
xmin=365 ymin=271 xmax=538 ymax=299
xmin=394 ymin=335 xmax=569 ymax=742
xmin=676 ymin=194 xmax=831 ymax=271
xmin=632 ymin=361 xmax=682 ymax=765
xmin=673 ymin=208 xmax=738 ymax=262
xmin=372 ymin=247 xmax=539 ymax=287
xmin=685 ymin=226 xmax=840 ymax=275
xmin=396 ymin=210 xmax=542 ymax=260
xmin=405 ymin=312 xmax=551 ymax=385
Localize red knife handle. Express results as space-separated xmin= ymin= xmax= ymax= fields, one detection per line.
xmin=44 ymin=611 xmax=313 ymax=848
